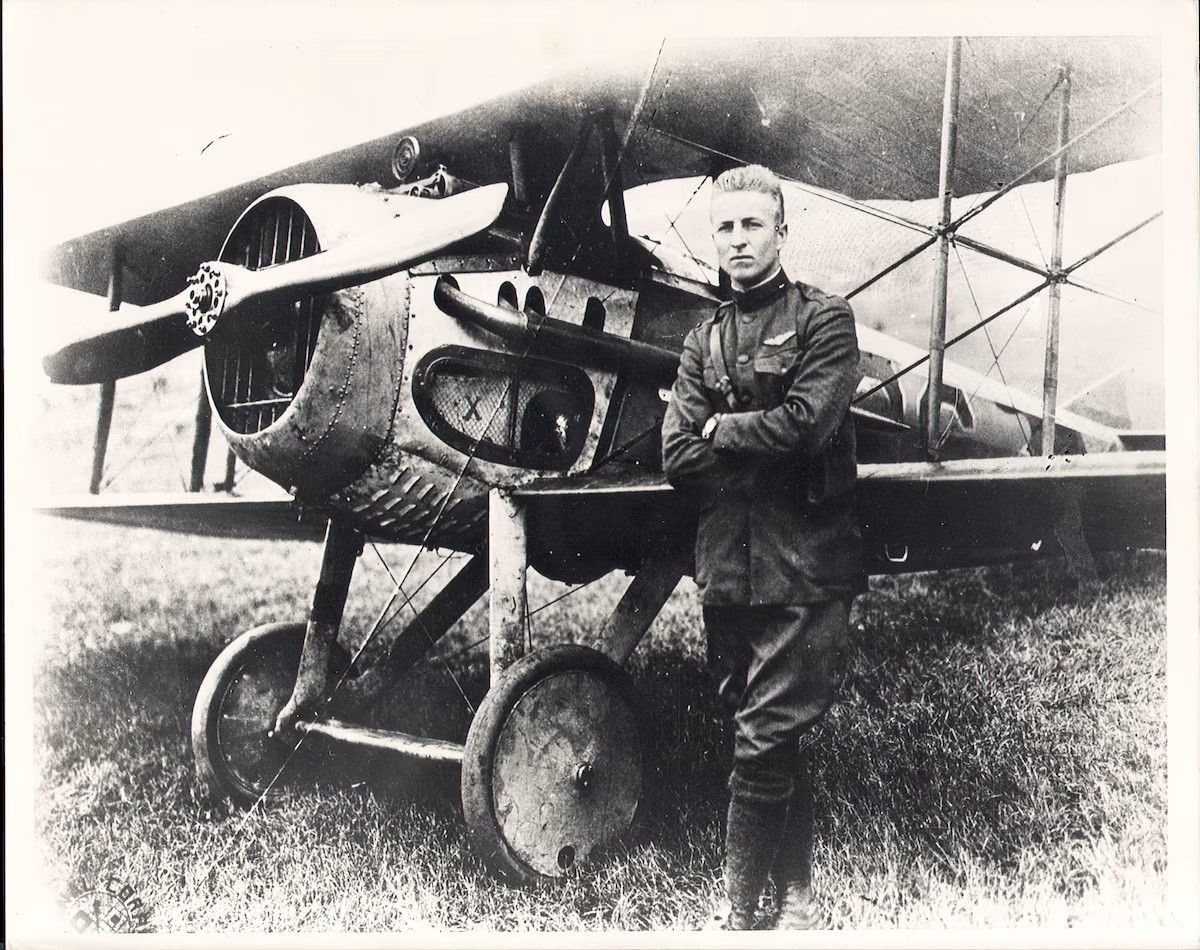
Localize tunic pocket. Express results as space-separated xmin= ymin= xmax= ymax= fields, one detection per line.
xmin=752 ymin=350 xmax=798 ymax=375
xmin=753 ymin=348 xmax=799 ymax=406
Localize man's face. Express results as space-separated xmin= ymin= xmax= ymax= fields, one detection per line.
xmin=710 ymin=188 xmax=787 ymax=290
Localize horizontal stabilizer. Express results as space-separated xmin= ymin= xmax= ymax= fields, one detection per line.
xmin=1063 ymin=365 xmax=1133 ymax=429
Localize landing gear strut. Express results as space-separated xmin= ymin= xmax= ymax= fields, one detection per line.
xmin=191 ymin=621 xmax=350 ymax=805
xmin=191 ymin=491 xmax=688 ymax=885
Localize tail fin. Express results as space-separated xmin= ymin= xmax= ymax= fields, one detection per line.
xmin=1064 ymin=362 xmax=1165 ymax=451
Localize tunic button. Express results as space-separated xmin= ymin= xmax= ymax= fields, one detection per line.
xmin=736 ymin=353 xmax=749 ymax=365
xmin=741 ymin=315 xmax=753 ymax=324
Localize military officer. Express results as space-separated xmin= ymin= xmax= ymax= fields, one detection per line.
xmin=661 ymin=164 xmax=866 ymax=930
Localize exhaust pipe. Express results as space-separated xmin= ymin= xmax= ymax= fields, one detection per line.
xmin=432 ymin=276 xmax=680 ymax=385
xmin=434 ymin=277 xmax=911 ymax=435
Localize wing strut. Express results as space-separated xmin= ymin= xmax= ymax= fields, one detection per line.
xmin=1041 ymin=66 xmax=1072 ymax=455
xmin=189 ymin=369 xmax=212 ymax=492
xmin=527 ymin=119 xmax=593 ymax=276
xmin=89 ymin=244 xmax=123 ymax=493
xmin=598 ymin=113 xmax=631 ymax=271
xmin=923 ymin=37 xmax=962 ymax=460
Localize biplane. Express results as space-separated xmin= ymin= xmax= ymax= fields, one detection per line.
xmin=38 ymin=36 xmax=1166 ymax=884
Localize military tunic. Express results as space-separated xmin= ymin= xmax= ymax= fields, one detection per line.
xmin=662 ymin=269 xmax=867 ymax=606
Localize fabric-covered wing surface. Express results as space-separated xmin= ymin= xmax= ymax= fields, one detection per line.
xmin=853 ymin=450 xmax=1165 ymax=572
xmin=34 ymin=451 xmax=1165 ymax=565
xmin=517 ymin=450 xmax=1166 ymax=576
xmin=635 ymin=36 xmax=1159 ymax=202
xmin=46 ymin=37 xmax=1159 ymax=304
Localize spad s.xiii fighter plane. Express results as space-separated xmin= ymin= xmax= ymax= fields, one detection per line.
xmin=39 ymin=37 xmax=1166 ymax=884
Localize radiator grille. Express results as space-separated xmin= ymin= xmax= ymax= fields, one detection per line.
xmin=206 ymin=197 xmax=322 ymax=434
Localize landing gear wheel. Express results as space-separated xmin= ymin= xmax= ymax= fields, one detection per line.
xmin=461 ymin=644 xmax=644 ymax=885
xmin=191 ymin=621 xmax=348 ymax=807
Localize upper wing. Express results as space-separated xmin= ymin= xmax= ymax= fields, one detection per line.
xmin=34 ymin=492 xmax=326 ymax=543
xmin=630 ymin=37 xmax=1159 ymax=202
xmin=517 ymin=450 xmax=1167 ymax=575
xmin=47 ymin=37 xmax=1159 ymax=303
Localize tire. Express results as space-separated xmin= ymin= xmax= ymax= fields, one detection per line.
xmin=460 ymin=644 xmax=644 ymax=885
xmin=191 ymin=621 xmax=347 ymax=807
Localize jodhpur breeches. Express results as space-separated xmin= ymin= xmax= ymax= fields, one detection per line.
xmin=703 ymin=600 xmax=851 ymax=804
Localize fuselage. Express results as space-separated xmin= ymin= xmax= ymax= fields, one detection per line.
xmin=203 ymin=184 xmax=1123 ymax=581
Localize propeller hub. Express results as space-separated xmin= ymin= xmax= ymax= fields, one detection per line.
xmin=185 ymin=262 xmax=228 ymax=337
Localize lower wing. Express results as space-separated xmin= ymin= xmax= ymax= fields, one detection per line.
xmin=33 ymin=491 xmax=326 ymax=543
xmin=34 ymin=452 xmax=1166 ymax=573
xmin=519 ymin=451 xmax=1167 ymax=575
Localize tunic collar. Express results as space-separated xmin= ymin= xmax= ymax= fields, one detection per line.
xmin=728 ymin=267 xmax=790 ymax=310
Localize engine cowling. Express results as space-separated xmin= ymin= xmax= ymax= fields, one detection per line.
xmin=205 ymin=185 xmax=409 ymax=498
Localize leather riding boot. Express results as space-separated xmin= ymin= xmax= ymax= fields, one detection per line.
xmin=770 ymin=759 xmax=824 ymax=929
xmin=712 ymin=794 xmax=789 ymax=930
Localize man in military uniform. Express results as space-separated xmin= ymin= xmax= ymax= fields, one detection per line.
xmin=661 ymin=164 xmax=866 ymax=930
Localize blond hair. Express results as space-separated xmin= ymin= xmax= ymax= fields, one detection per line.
xmin=712 ymin=164 xmax=785 ymax=225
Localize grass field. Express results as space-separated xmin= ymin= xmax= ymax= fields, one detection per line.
xmin=29 ymin=510 xmax=1169 ymax=933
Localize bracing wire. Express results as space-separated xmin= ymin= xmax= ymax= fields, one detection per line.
xmin=853 ymin=279 xmax=1050 ymax=406
xmin=1016 ymin=191 xmax=1050 ymax=270
xmin=660 ymin=174 xmax=716 ymax=273
xmin=424 ymin=572 xmax=609 ymax=669
xmin=368 ymin=543 xmax=477 ymax=715
xmin=99 ymin=397 xmax=194 ymax=492
xmin=854 ymin=204 xmax=1162 ymax=408
xmin=1015 ymin=72 xmax=1067 ymax=145
xmin=648 ymin=126 xmax=933 ymax=238
xmin=666 ymin=175 xmax=711 ymax=235
xmin=941 ymin=243 xmax=1038 ymax=454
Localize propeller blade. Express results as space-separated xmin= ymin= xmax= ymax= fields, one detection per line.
xmin=44 ymin=183 xmax=509 ymax=385
xmin=42 ymin=291 xmax=196 ymax=386
xmin=217 ymin=182 xmax=510 ymax=309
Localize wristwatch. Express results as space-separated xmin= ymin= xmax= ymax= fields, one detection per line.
xmin=701 ymin=414 xmax=723 ymax=441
